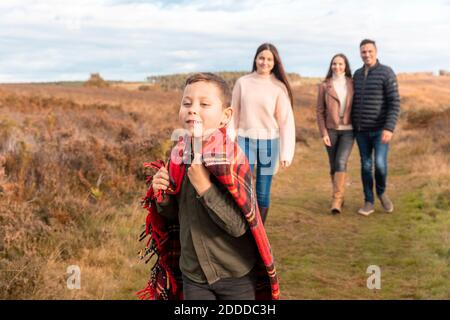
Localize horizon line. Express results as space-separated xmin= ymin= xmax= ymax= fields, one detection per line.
xmin=0 ymin=69 xmax=447 ymax=85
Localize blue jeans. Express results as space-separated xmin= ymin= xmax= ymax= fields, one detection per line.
xmin=325 ymin=129 xmax=354 ymax=175
xmin=237 ymin=136 xmax=279 ymax=209
xmin=355 ymin=130 xmax=389 ymax=204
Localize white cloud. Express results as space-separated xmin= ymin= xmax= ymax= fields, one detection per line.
xmin=0 ymin=0 xmax=449 ymax=82
xmin=168 ymin=50 xmax=202 ymax=59
xmin=174 ymin=62 xmax=198 ymax=72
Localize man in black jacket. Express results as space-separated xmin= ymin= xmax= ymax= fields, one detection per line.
xmin=352 ymin=39 xmax=400 ymax=216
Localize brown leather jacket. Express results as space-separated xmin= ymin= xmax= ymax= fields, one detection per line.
xmin=316 ymin=77 xmax=354 ymax=137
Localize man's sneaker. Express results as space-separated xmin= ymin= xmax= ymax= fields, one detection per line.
xmin=358 ymin=202 xmax=374 ymax=216
xmin=378 ymin=193 xmax=394 ymax=213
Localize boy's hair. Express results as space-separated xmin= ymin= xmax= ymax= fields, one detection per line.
xmin=360 ymin=39 xmax=377 ymax=48
xmin=184 ymin=73 xmax=231 ymax=108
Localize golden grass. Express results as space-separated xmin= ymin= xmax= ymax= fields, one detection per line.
xmin=0 ymin=74 xmax=449 ymax=299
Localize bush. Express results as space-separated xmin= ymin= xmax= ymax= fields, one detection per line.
xmin=405 ymin=108 xmax=450 ymax=129
xmin=138 ymin=85 xmax=151 ymax=91
xmin=84 ymin=73 xmax=109 ymax=88
xmin=0 ymin=88 xmax=172 ymax=298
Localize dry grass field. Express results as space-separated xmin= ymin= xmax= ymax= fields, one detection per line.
xmin=0 ymin=73 xmax=449 ymax=299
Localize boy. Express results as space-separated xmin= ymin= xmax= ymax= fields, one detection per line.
xmin=138 ymin=73 xmax=279 ymax=300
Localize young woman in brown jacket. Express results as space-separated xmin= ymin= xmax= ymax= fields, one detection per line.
xmin=316 ymin=54 xmax=354 ymax=214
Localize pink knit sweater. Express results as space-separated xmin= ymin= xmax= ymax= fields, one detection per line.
xmin=231 ymin=72 xmax=296 ymax=164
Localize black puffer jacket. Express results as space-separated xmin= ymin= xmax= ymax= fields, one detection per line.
xmin=352 ymin=60 xmax=400 ymax=132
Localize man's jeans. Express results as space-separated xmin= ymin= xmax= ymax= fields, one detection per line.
xmin=355 ymin=130 xmax=389 ymax=204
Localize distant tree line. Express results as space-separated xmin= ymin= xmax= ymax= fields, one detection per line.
xmin=147 ymin=71 xmax=302 ymax=91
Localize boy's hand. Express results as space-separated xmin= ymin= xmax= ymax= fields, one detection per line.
xmin=152 ymin=166 xmax=170 ymax=204
xmin=187 ymin=153 xmax=211 ymax=196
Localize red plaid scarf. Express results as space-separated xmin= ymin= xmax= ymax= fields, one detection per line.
xmin=137 ymin=127 xmax=280 ymax=300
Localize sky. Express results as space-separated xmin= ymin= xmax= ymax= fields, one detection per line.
xmin=0 ymin=0 xmax=449 ymax=82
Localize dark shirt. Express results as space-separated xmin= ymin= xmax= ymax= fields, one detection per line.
xmin=156 ymin=164 xmax=257 ymax=284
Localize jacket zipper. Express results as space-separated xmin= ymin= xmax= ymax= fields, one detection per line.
xmin=358 ymin=69 xmax=368 ymax=131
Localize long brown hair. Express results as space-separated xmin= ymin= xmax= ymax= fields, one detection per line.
xmin=325 ymin=53 xmax=352 ymax=80
xmin=252 ymin=43 xmax=294 ymax=107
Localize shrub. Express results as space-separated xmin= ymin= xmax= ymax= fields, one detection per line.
xmin=84 ymin=73 xmax=109 ymax=88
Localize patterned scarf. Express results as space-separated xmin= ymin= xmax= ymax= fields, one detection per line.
xmin=137 ymin=127 xmax=279 ymax=300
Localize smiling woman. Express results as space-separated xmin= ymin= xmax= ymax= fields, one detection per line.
xmin=231 ymin=43 xmax=296 ymax=224
xmin=316 ymin=53 xmax=354 ymax=215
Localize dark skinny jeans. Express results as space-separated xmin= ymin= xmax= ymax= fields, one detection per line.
xmin=325 ymin=129 xmax=354 ymax=175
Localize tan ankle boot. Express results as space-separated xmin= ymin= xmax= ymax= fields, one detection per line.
xmin=331 ymin=172 xmax=346 ymax=214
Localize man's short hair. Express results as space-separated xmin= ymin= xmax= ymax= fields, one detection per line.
xmin=184 ymin=73 xmax=231 ymax=108
xmin=360 ymin=39 xmax=377 ymax=48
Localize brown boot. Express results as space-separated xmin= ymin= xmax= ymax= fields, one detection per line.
xmin=331 ymin=172 xmax=346 ymax=214
xmin=329 ymin=173 xmax=335 ymax=212
xmin=259 ymin=207 xmax=269 ymax=224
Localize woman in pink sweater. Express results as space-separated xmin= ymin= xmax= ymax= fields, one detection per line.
xmin=231 ymin=43 xmax=296 ymax=223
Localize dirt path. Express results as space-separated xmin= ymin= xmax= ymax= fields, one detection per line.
xmin=267 ymin=137 xmax=449 ymax=299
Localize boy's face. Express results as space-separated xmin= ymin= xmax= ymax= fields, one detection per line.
xmin=179 ymin=81 xmax=232 ymax=138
